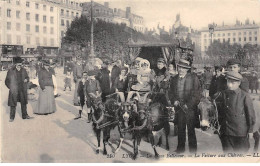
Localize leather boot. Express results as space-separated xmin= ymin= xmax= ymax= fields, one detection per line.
xmin=74 ymin=110 xmax=82 ymax=120
xmin=87 ymin=113 xmax=92 ymax=123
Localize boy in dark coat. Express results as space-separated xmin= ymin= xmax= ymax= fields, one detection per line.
xmin=213 ymin=71 xmax=255 ymax=153
xmin=209 ymin=66 xmax=227 ymax=98
xmin=74 ymin=72 xmax=88 ymax=120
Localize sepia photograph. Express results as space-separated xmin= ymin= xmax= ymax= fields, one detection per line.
xmin=0 ymin=0 xmax=260 ymax=163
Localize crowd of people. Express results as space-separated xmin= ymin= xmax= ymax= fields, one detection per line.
xmin=3 ymin=55 xmax=260 ymax=154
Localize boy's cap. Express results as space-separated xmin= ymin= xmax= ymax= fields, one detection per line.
xmin=226 ymin=71 xmax=243 ymax=81
xmin=157 ymin=58 xmax=165 ymax=63
xmin=226 ymin=58 xmax=241 ymax=66
xmin=87 ymin=70 xmax=98 ymax=76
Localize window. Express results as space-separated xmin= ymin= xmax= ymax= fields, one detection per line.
xmin=249 ymin=37 xmax=252 ymax=41
xmin=244 ymin=32 xmax=246 ymax=35
xmin=35 ymin=3 xmax=39 ymax=9
xmin=43 ymin=16 xmax=47 ymax=23
xmin=43 ymin=26 xmax=47 ymax=33
xmin=66 ymin=20 xmax=70 ymax=27
xmin=7 ymin=34 xmax=12 ymax=44
xmin=7 ymin=22 xmax=11 ymax=30
xmin=35 ymin=25 xmax=39 ymax=32
xmin=16 ymin=11 xmax=20 ymax=18
xmin=233 ymin=33 xmax=236 ymax=36
xmin=76 ymin=12 xmax=78 ymax=17
xmin=16 ymin=35 xmax=21 ymax=44
xmin=35 ymin=14 xmax=39 ymax=22
xmin=26 ymin=36 xmax=30 ymax=44
xmin=50 ymin=27 xmax=54 ymax=34
xmin=7 ymin=9 xmax=11 ymax=17
xmin=238 ymin=32 xmax=241 ymax=35
xmin=16 ymin=0 xmax=20 ymax=5
xmin=26 ymin=1 xmax=30 ymax=7
xmin=50 ymin=17 xmax=54 ymax=24
xmin=228 ymin=33 xmax=230 ymax=36
xmin=51 ymin=38 xmax=54 ymax=45
xmin=254 ymin=31 xmax=257 ymax=35
xmin=244 ymin=37 xmax=246 ymax=41
xmin=61 ymin=9 xmax=64 ymax=15
xmin=223 ymin=39 xmax=225 ymax=42
xmin=204 ymin=39 xmax=207 ymax=43
xmin=26 ymin=13 xmax=30 ymax=20
xmin=61 ymin=31 xmax=64 ymax=37
xmin=249 ymin=31 xmax=252 ymax=35
xmin=61 ymin=19 xmax=64 ymax=26
xmin=66 ymin=10 xmax=69 ymax=17
xmin=43 ymin=5 xmax=46 ymax=10
xmin=233 ymin=38 xmax=236 ymax=42
xmin=204 ymin=34 xmax=207 ymax=38
xmin=222 ymin=33 xmax=225 ymax=37
xmin=50 ymin=7 xmax=53 ymax=12
xmin=26 ymin=24 xmax=30 ymax=32
xmin=239 ymin=37 xmax=241 ymax=41
xmin=16 ymin=23 xmax=20 ymax=31
xmin=44 ymin=38 xmax=47 ymax=45
xmin=36 ymin=37 xmax=40 ymax=45
xmin=7 ymin=0 xmax=11 ymax=3
xmin=218 ymin=34 xmax=220 ymax=37
xmin=71 ymin=12 xmax=74 ymax=17
xmin=255 ymin=37 xmax=257 ymax=41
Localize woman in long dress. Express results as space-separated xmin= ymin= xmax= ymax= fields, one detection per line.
xmin=34 ymin=60 xmax=56 ymax=115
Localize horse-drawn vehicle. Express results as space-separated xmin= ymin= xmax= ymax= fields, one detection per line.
xmin=90 ymin=41 xmax=194 ymax=159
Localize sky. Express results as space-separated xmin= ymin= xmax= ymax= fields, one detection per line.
xmin=79 ymin=0 xmax=260 ymax=31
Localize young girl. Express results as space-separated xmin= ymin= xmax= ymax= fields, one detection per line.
xmin=64 ymin=72 xmax=72 ymax=91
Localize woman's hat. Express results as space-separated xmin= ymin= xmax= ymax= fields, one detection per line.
xmin=42 ymin=60 xmax=51 ymax=66
xmin=13 ymin=57 xmax=24 ymax=64
xmin=177 ymin=59 xmax=191 ymax=69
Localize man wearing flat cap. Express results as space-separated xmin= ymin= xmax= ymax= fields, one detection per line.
xmin=168 ymin=59 xmax=201 ymax=153
xmin=226 ymin=58 xmax=249 ymax=92
xmin=213 ymin=71 xmax=255 ymax=153
xmin=5 ymin=57 xmax=33 ymax=122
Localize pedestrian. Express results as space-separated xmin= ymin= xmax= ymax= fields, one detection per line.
xmin=168 ymin=63 xmax=177 ymax=78
xmin=35 ymin=60 xmax=57 ymax=115
xmin=73 ymin=57 xmax=84 ymax=106
xmin=111 ymin=60 xmax=122 ymax=87
xmin=74 ymin=71 xmax=88 ymax=120
xmin=249 ymin=72 xmax=258 ymax=93
xmin=64 ymin=72 xmax=72 ymax=91
xmin=213 ymin=71 xmax=255 ymax=153
xmin=202 ymin=67 xmax=213 ymax=90
xmin=226 ymin=58 xmax=249 ymax=92
xmin=5 ymin=57 xmax=33 ymax=122
xmin=85 ymin=70 xmax=102 ymax=123
xmin=49 ymin=62 xmax=60 ymax=98
xmin=209 ymin=66 xmax=227 ymax=98
xmin=98 ymin=61 xmax=114 ymax=102
xmin=168 ymin=59 xmax=201 ymax=153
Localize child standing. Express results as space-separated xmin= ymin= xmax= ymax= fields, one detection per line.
xmin=214 ymin=71 xmax=256 ymax=153
xmin=64 ymin=72 xmax=72 ymax=91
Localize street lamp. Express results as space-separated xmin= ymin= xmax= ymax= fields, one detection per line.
xmin=208 ymin=23 xmax=216 ymax=65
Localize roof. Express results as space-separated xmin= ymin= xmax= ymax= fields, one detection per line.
xmin=128 ymin=42 xmax=176 ymax=47
xmin=199 ymin=24 xmax=259 ymax=32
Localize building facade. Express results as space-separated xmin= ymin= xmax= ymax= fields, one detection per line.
xmin=0 ymin=0 xmax=82 ymax=56
xmin=200 ymin=22 xmax=260 ymax=56
xmin=81 ymin=2 xmax=145 ymax=33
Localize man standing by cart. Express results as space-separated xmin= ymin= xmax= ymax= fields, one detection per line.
xmin=168 ymin=59 xmax=201 ymax=153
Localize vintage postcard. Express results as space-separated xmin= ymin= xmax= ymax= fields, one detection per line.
xmin=0 ymin=0 xmax=260 ymax=163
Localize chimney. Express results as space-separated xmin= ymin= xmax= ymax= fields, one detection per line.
xmin=126 ymin=7 xmax=131 ymax=18
xmin=104 ymin=2 xmax=109 ymax=8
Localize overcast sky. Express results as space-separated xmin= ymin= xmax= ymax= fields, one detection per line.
xmin=80 ymin=0 xmax=260 ymax=31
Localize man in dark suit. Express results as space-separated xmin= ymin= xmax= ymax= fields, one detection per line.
xmin=213 ymin=71 xmax=255 ymax=152
xmin=168 ymin=59 xmax=201 ymax=153
xmin=5 ymin=57 xmax=33 ymax=122
xmin=209 ymin=66 xmax=227 ymax=98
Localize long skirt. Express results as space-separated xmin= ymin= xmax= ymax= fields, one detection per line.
xmin=35 ymin=86 xmax=56 ymax=114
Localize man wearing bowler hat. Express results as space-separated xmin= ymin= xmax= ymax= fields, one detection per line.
xmin=213 ymin=71 xmax=255 ymax=152
xmin=168 ymin=59 xmax=201 ymax=153
xmin=5 ymin=57 xmax=33 ymax=122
